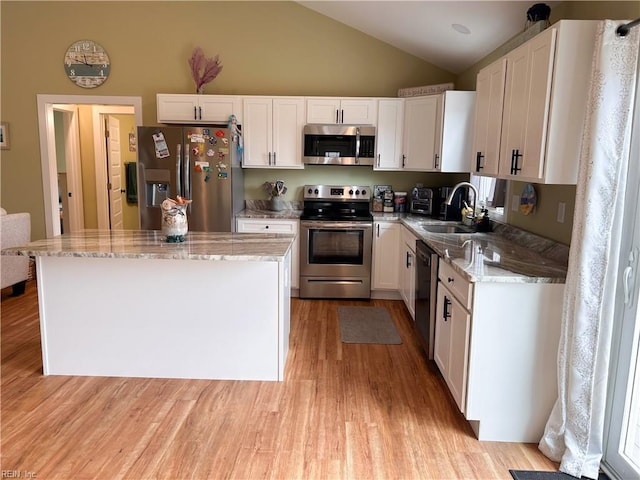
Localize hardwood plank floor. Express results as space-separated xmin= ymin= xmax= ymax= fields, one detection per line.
xmin=1 ymin=281 xmax=558 ymax=479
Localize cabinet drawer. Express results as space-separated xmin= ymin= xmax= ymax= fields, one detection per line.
xmin=438 ymin=260 xmax=473 ymax=310
xmin=236 ymin=220 xmax=297 ymax=234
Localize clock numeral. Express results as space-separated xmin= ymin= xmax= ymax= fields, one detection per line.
xmin=69 ymin=69 xmax=75 ymax=76
xmin=99 ymin=70 xmax=104 ymax=77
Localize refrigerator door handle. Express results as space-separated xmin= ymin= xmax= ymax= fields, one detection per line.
xmin=183 ymin=148 xmax=190 ymax=201
xmin=176 ymin=144 xmax=182 ymax=197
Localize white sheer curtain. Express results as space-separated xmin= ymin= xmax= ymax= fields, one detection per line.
xmin=539 ymin=20 xmax=639 ymax=479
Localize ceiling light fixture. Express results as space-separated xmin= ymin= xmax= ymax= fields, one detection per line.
xmin=452 ymin=23 xmax=471 ymax=35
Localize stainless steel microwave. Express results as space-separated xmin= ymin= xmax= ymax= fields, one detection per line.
xmin=303 ymin=124 xmax=376 ymax=166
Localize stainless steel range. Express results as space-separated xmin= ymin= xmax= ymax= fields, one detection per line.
xmin=299 ymin=185 xmax=373 ymax=299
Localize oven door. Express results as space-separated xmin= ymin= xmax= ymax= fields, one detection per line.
xmin=300 ymin=220 xmax=373 ymax=298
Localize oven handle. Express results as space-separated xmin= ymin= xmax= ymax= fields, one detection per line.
xmin=301 ymin=221 xmax=373 ymax=230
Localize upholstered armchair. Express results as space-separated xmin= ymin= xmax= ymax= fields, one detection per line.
xmin=1 ymin=207 xmax=31 ymax=296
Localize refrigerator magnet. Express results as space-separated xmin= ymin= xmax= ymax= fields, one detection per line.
xmin=190 ymin=134 xmax=205 ymax=143
xmin=208 ymin=137 xmax=217 ymax=145
xmin=195 ymin=161 xmax=209 ymax=169
xmin=152 ymin=132 xmax=170 ymax=159
xmin=218 ymin=172 xmax=228 ymax=179
xmin=215 ymin=130 xmax=225 ymax=137
xmin=206 ymin=148 xmax=215 ymax=157
xmin=202 ymin=128 xmax=211 ymax=136
xmin=219 ymin=147 xmax=229 ymax=155
xmin=221 ymin=137 xmax=229 ymax=146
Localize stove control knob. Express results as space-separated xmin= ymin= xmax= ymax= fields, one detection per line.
xmin=361 ymin=189 xmax=366 ymax=195
xmin=355 ymin=190 xmax=360 ymax=195
xmin=314 ymin=189 xmax=319 ymax=194
xmin=349 ymin=189 xmax=354 ymax=195
xmin=307 ymin=188 xmax=313 ymax=194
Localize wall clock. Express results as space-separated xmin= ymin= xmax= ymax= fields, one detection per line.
xmin=63 ymin=40 xmax=111 ymax=88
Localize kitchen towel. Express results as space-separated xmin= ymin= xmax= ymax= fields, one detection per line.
xmin=338 ymin=306 xmax=402 ymax=344
xmin=125 ymin=162 xmax=137 ymax=204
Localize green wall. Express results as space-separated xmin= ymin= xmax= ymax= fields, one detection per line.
xmin=0 ymin=1 xmax=454 ymax=240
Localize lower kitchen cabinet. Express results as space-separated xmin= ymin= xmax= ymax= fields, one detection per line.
xmin=434 ymin=258 xmax=565 ymax=442
xmin=435 ymin=275 xmax=471 ymax=413
xmin=372 ymin=220 xmax=400 ymax=290
xmin=399 ymin=225 xmax=418 ymax=319
xmin=236 ymin=218 xmax=299 ymax=290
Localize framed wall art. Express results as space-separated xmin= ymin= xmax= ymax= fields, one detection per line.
xmin=0 ymin=122 xmax=9 ymax=150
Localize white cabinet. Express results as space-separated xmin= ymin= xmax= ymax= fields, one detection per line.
xmin=399 ymin=225 xmax=418 ymax=319
xmin=471 ymin=58 xmax=507 ymax=176
xmin=434 ymin=262 xmax=472 ymax=413
xmin=400 ymin=95 xmax=439 ymax=171
xmin=434 ymin=257 xmax=565 ymax=442
xmin=372 ymin=221 xmax=401 ymax=290
xmin=399 ymin=92 xmax=474 ymax=172
xmin=157 ymin=94 xmax=241 ymax=124
xmin=480 ymin=20 xmax=597 ymax=184
xmin=431 ymin=91 xmax=476 ymax=172
xmin=241 ymin=97 xmax=305 ymax=169
xmin=236 ymin=218 xmax=300 ymax=290
xmin=374 ymin=99 xmax=404 ymax=170
xmin=306 ymin=97 xmax=377 ymax=125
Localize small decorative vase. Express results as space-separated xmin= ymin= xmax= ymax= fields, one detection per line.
xmin=161 ymin=203 xmax=188 ymax=243
xmin=270 ymin=197 xmax=284 ymax=212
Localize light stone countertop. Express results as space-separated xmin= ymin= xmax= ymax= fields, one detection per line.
xmin=2 ymin=229 xmax=295 ymax=262
xmin=375 ymin=213 xmax=569 ymax=284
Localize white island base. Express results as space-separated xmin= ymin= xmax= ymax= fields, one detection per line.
xmin=36 ymin=254 xmax=291 ymax=381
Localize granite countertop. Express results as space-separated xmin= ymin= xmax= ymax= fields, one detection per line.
xmin=2 ymin=230 xmax=295 ymax=262
xmin=237 ymin=200 xmax=302 ymax=220
xmin=375 ymin=213 xmax=569 ymax=284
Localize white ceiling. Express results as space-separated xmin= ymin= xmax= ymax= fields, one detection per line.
xmin=298 ymin=1 xmax=557 ymax=74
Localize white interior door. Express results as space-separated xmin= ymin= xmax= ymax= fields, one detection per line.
xmin=106 ymin=115 xmax=123 ymax=229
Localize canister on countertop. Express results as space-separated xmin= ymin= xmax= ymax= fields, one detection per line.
xmin=383 ymin=190 xmax=394 ymax=212
xmin=394 ymin=192 xmax=407 ymax=212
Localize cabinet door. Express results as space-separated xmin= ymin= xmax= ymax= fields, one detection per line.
xmin=400 ymin=243 xmax=416 ymax=319
xmin=372 ymin=221 xmax=401 ymax=290
xmin=341 ymin=99 xmax=377 ymax=125
xmin=402 ymin=96 xmax=439 ymax=171
xmin=375 ymin=99 xmax=404 ymax=170
xmin=500 ymin=27 xmax=556 ymax=182
xmin=435 ymin=283 xmax=470 ymax=413
xmin=520 ymin=28 xmax=556 ymax=180
xmin=157 ymin=94 xmax=200 ymax=123
xmin=242 ymin=98 xmax=273 ymax=167
xmin=236 ymin=218 xmax=299 ymax=289
xmin=472 ymin=59 xmax=506 ymax=176
xmin=306 ymin=98 xmax=341 ymax=123
xmin=272 ymin=97 xmax=305 ymax=168
xmin=199 ymin=96 xmax=242 ymax=124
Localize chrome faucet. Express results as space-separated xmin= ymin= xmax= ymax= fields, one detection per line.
xmin=446 ymin=181 xmax=478 ymax=220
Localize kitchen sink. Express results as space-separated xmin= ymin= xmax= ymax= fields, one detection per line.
xmin=420 ymin=224 xmax=476 ymax=234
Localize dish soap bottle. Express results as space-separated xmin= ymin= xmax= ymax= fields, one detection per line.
xmin=477 ymin=208 xmax=492 ymax=232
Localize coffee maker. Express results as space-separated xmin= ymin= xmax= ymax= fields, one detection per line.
xmin=434 ymin=186 xmax=465 ymax=221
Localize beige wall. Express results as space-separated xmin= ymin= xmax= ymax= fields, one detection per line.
xmin=0 ymin=1 xmax=454 ymax=240
xmin=457 ymin=1 xmax=639 ymax=245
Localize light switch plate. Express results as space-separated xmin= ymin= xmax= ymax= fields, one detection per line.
xmin=512 ymin=195 xmax=520 ymax=212
xmin=557 ymin=202 xmax=566 ymax=223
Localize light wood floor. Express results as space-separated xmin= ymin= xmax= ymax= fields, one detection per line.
xmin=1 ymin=281 xmax=558 ymax=479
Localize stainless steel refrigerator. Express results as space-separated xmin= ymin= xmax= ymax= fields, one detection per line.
xmin=136 ymin=126 xmax=244 ymax=232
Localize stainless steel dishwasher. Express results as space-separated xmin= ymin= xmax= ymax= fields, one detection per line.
xmin=415 ymin=240 xmax=439 ymax=359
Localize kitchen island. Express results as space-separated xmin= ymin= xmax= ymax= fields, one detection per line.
xmin=3 ymin=230 xmax=294 ymax=381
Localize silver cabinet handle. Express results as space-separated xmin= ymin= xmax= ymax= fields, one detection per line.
xmin=268 ymin=152 xmax=272 ymax=166
xmin=273 ymin=152 xmax=276 ymax=165
xmin=193 ymin=106 xmax=197 ymax=121
xmin=402 ymin=154 xmax=406 ymax=168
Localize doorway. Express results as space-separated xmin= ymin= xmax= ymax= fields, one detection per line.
xmin=37 ymin=95 xmax=143 ymax=238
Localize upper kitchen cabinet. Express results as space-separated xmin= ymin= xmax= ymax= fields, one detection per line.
xmin=401 ymin=95 xmax=439 ymax=171
xmin=157 ymin=94 xmax=242 ymax=124
xmin=375 ymin=98 xmax=404 ymax=170
xmin=242 ymin=97 xmax=305 ymax=169
xmin=497 ymin=20 xmax=598 ymax=184
xmin=306 ymin=97 xmax=377 ymax=125
xmin=400 ymin=92 xmax=474 ymax=172
xmin=471 ymin=58 xmax=507 ymax=177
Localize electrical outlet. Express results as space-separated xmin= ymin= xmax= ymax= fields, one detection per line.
xmin=512 ymin=194 xmax=520 ymax=212
xmin=557 ymin=202 xmax=566 ymax=223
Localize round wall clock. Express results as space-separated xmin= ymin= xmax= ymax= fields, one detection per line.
xmin=63 ymin=40 xmax=111 ymax=88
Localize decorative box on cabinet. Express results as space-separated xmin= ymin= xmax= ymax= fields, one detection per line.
xmin=242 ymin=97 xmax=305 ymax=168
xmin=157 ymin=94 xmax=241 ymax=124
xmin=236 ymin=218 xmax=300 ymax=290
xmin=306 ymin=97 xmax=377 ymax=125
